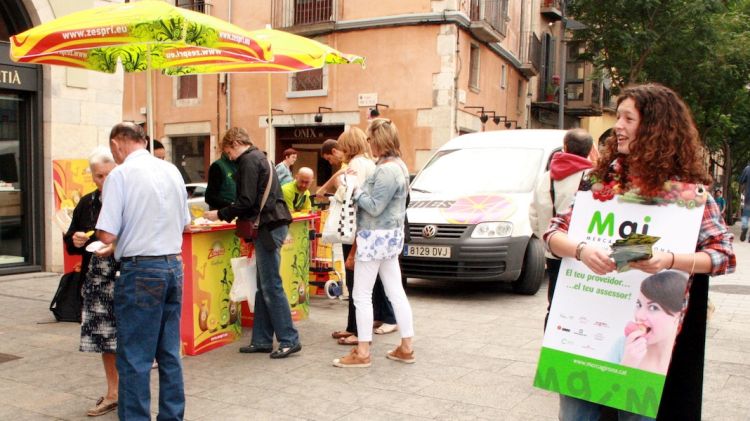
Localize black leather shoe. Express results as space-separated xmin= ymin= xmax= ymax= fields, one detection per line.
xmin=239 ymin=344 xmax=272 ymax=354
xmin=269 ymin=343 xmax=302 ymax=359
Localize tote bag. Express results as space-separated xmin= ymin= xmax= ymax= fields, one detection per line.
xmin=230 ymin=253 xmax=257 ymax=312
xmin=321 ymin=176 xmax=357 ymax=244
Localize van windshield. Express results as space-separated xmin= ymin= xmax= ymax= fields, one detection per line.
xmin=411 ymin=147 xmax=544 ymax=194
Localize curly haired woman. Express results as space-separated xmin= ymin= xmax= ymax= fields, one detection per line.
xmin=545 ymin=83 xmax=735 ymax=420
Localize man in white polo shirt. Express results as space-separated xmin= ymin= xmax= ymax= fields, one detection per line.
xmin=97 ymin=122 xmax=190 ymax=421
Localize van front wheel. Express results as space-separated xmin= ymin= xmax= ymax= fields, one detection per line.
xmin=513 ymin=237 xmax=545 ymax=295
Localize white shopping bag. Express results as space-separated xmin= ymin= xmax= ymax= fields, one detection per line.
xmin=321 ymin=175 xmax=357 ymax=244
xmin=230 ymin=253 xmax=257 ymax=311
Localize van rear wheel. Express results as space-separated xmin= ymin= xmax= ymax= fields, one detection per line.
xmin=513 ymin=237 xmax=545 ymax=295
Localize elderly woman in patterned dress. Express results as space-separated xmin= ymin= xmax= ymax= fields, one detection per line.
xmin=64 ymin=146 xmax=118 ymax=417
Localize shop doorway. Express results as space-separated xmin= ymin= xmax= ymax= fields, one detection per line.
xmin=171 ymin=135 xmax=210 ymax=183
xmin=0 ymin=91 xmax=29 ymax=266
xmin=276 ymin=125 xmax=345 ymax=191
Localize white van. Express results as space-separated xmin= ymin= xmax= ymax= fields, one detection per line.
xmin=402 ymin=129 xmax=565 ymax=294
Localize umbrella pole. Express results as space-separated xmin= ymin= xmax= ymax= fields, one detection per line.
xmin=267 ymin=73 xmax=273 ymax=161
xmin=147 ymin=45 xmax=155 ymax=152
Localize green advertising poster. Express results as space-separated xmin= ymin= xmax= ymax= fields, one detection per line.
xmin=534 ymin=187 xmax=706 ymax=417
xmin=280 ymin=219 xmax=311 ymax=321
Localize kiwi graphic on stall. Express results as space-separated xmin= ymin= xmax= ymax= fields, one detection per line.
xmin=198 ymin=300 xmax=209 ymax=331
xmin=297 ymin=282 xmax=307 ymax=304
xmin=219 ymin=300 xmax=231 ymax=329
xmin=228 ymin=300 xmax=239 ymax=324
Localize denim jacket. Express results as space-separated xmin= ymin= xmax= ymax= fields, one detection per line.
xmin=353 ymin=158 xmax=409 ymax=231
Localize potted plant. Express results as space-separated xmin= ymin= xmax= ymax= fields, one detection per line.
xmin=545 ymin=83 xmax=556 ymax=101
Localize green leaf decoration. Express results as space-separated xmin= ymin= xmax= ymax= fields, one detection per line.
xmin=115 ymin=47 xmax=148 ymax=72
xmin=186 ymin=23 xmax=219 ymax=47
xmin=130 ymin=22 xmax=155 ymax=42
xmin=88 ymin=48 xmax=118 ymax=73
xmin=155 ymin=15 xmax=185 ymax=42
xmin=164 ymin=66 xmax=196 ymax=76
xmin=147 ymin=44 xmax=168 ymax=68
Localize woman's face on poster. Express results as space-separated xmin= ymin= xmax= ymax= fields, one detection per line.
xmin=633 ymin=292 xmax=680 ymax=346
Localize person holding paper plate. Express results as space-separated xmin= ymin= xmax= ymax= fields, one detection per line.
xmin=545 ymin=84 xmax=735 ymax=420
xmin=63 ymin=146 xmax=119 ymax=417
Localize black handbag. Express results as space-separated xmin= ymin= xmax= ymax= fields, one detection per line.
xmin=49 ymin=271 xmax=83 ymax=322
xmin=236 ymin=157 xmax=274 ymax=241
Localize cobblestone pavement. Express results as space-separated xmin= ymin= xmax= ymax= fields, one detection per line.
xmin=0 ymin=224 xmax=748 ymax=420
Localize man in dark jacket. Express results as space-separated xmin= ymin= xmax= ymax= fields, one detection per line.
xmin=205 ymin=153 xmax=237 ymax=210
xmin=204 ymin=127 xmax=301 ymax=359
xmin=529 ymin=128 xmax=593 ymax=329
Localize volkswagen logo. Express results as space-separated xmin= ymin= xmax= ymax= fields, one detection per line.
xmin=422 ymin=225 xmax=438 ymax=238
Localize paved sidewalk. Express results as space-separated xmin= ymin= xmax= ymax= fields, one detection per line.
xmin=0 ymin=225 xmax=748 ymax=420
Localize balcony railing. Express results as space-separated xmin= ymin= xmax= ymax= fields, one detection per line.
xmin=175 ymin=1 xmax=212 ymax=15
xmin=272 ymin=0 xmax=337 ymax=32
xmin=520 ymin=32 xmax=542 ymax=77
xmin=541 ymin=0 xmax=563 ymax=21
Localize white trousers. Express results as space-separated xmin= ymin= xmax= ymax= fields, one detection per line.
xmin=352 ymin=257 xmax=414 ymax=343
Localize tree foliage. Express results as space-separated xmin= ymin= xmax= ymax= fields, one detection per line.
xmin=567 ymin=0 xmax=750 ymax=215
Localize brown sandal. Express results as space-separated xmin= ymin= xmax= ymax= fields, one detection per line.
xmin=87 ymin=396 xmax=118 ymax=417
xmin=337 ymin=335 xmax=359 ymax=345
xmin=386 ymin=346 xmax=415 ymax=364
xmin=331 ymin=330 xmax=354 ymax=339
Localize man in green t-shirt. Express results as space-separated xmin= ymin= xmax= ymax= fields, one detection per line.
xmin=281 ymin=167 xmax=313 ymax=213
xmin=205 ymin=153 xmax=237 ymax=210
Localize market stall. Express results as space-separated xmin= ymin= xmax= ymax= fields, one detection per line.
xmin=181 ymin=213 xmax=317 ymax=355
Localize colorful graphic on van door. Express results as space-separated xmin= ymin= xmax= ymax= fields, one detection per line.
xmin=440 ymin=195 xmax=516 ymax=224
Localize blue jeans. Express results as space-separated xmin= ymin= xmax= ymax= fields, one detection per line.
xmin=114 ymin=255 xmax=185 ymax=421
xmin=741 ymin=208 xmax=750 ymax=229
xmin=251 ymin=224 xmax=300 ymax=348
xmin=559 ymin=395 xmax=654 ymax=421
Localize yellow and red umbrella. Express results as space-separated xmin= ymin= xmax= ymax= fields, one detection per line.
xmin=163 ymin=27 xmax=365 ymax=157
xmin=164 ymin=27 xmax=364 ymax=75
xmin=8 ymin=0 xmax=272 ymax=142
xmin=9 ymin=0 xmax=271 ymax=72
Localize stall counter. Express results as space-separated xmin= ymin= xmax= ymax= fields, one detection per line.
xmin=180 ymin=223 xmax=245 ymax=356
xmin=181 ymin=213 xmax=317 ymax=355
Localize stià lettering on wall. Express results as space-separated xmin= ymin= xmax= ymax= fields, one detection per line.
xmin=0 ymin=69 xmax=21 ymax=85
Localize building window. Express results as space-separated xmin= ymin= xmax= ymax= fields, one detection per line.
xmin=178 ymin=75 xmax=198 ymax=100
xmin=175 ymin=0 xmax=210 ymax=14
xmin=287 ymin=67 xmax=328 ymax=98
xmin=539 ymin=33 xmax=556 ymax=101
xmin=469 ymin=44 xmax=480 ymax=91
xmin=566 ymin=42 xmax=586 ymax=101
xmin=292 ymin=68 xmax=322 ymax=91
xmin=294 ymin=0 xmax=333 ymax=25
xmin=469 ymin=0 xmax=509 ymax=35
xmin=500 ymin=64 xmax=507 ymax=89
